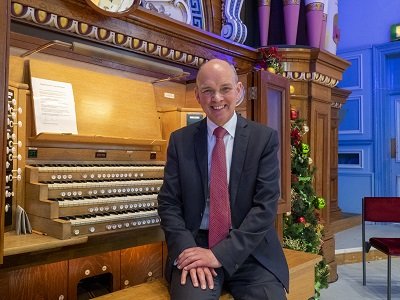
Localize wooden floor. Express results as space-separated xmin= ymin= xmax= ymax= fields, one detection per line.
xmin=330 ymin=212 xmax=361 ymax=234
xmin=334 ymin=222 xmax=400 ymax=265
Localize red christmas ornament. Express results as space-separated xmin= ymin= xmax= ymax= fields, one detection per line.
xmin=291 ymin=128 xmax=300 ymax=140
xmin=298 ymin=216 xmax=306 ymax=223
xmin=290 ymin=108 xmax=298 ymax=120
xmin=291 ymin=128 xmax=301 ymax=146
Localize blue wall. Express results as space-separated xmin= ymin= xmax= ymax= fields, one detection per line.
xmin=337 ymin=47 xmax=374 ymax=214
xmin=337 ymin=1 xmax=400 ymax=213
xmin=338 ymin=0 xmax=400 ymax=51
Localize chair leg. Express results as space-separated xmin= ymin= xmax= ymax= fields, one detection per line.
xmin=362 ymin=247 xmax=366 ymax=285
xmin=387 ymin=255 xmax=391 ymax=300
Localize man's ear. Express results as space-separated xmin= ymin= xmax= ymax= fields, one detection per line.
xmin=235 ymin=82 xmax=245 ymax=106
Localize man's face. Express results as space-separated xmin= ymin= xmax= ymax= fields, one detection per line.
xmin=195 ymin=60 xmax=243 ymax=126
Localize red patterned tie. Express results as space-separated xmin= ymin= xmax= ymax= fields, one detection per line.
xmin=208 ymin=126 xmax=231 ymax=248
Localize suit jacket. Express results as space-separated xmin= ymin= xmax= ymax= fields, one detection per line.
xmin=157 ymin=114 xmax=289 ymax=291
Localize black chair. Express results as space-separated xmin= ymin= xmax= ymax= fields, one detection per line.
xmin=362 ymin=197 xmax=400 ymax=300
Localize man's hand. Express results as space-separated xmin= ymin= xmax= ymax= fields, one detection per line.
xmin=177 ymin=247 xmax=222 ymax=270
xmin=180 ymin=266 xmax=218 ymax=290
xmin=177 ymin=247 xmax=221 ymax=289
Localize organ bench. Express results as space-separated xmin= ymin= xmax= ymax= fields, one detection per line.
xmin=94 ymin=249 xmax=322 ymax=300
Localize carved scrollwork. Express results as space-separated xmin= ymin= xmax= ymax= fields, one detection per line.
xmin=283 ymin=70 xmax=339 ymax=87
xmin=142 ymin=0 xmax=192 ymax=24
xmin=331 ymin=102 xmax=342 ymax=109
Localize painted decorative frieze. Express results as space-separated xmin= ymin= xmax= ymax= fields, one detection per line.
xmin=221 ymin=0 xmax=247 ymax=44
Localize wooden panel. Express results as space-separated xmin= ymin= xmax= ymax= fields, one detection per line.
xmin=255 ymin=70 xmax=291 ymax=214
xmin=310 ymin=98 xmax=331 ymax=224
xmin=287 ymin=265 xmax=316 ymax=300
xmin=0 ymin=271 xmax=9 ymax=300
xmin=44 ymin=261 xmax=68 ymax=300
xmin=203 ymin=0 xmax=222 ymax=34
xmin=157 ymin=107 xmax=205 ymax=157
xmin=330 ymin=107 xmax=341 ymax=219
xmin=8 ymin=261 xmax=68 ymax=300
xmin=0 ymin=0 xmax=11 ymax=265
xmin=153 ymin=81 xmax=186 ymax=109
xmin=185 ymin=83 xmax=200 ymax=108
xmin=2 ymin=227 xmax=164 ymax=272
xmin=330 ymin=87 xmax=351 ymax=220
xmin=9 ymin=266 xmax=43 ymax=300
xmin=8 ymin=56 xmax=25 ymax=84
xmin=321 ymin=236 xmax=335 ymax=264
xmin=158 ymin=108 xmax=204 ymax=138
xmin=28 ymin=58 xmax=162 ymax=140
xmin=120 ymin=243 xmax=163 ymax=288
xmin=283 ymin=249 xmax=322 ymax=300
xmin=68 ymin=251 xmax=120 ymax=300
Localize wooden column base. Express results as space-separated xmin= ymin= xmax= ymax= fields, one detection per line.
xmin=322 ymin=230 xmax=338 ymax=283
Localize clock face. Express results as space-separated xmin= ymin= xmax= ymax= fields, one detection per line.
xmin=96 ymin=0 xmax=134 ymax=12
xmin=87 ymin=0 xmax=140 ymax=16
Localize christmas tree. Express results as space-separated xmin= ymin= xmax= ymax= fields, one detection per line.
xmin=283 ymin=109 xmax=329 ymax=299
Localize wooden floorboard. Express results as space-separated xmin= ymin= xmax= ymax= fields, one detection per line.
xmin=330 ymin=212 xmax=361 ymax=234
xmin=336 ymin=249 xmax=389 ymax=265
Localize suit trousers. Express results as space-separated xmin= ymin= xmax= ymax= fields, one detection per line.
xmin=169 ymin=230 xmax=287 ymax=300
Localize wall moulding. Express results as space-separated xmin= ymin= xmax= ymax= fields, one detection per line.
xmin=277 ymin=47 xmax=350 ymax=84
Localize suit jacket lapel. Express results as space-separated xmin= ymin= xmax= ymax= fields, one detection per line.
xmin=194 ymin=119 xmax=208 ymax=201
xmin=229 ymin=115 xmax=249 ymax=207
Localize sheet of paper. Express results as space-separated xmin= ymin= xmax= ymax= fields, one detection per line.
xmin=31 ymin=77 xmax=78 ymax=134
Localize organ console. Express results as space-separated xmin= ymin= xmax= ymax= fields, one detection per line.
xmin=3 ymin=44 xmax=169 ymax=243
xmin=25 ymin=159 xmax=164 ymax=239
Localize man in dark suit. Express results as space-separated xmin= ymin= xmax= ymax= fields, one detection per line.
xmin=158 ymin=59 xmax=289 ymax=299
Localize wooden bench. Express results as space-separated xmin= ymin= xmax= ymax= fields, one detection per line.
xmin=95 ymin=249 xmax=321 ymax=300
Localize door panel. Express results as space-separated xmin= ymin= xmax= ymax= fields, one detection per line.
xmin=390 ymin=95 xmax=400 ymax=195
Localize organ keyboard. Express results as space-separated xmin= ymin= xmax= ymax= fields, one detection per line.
xmin=25 ymin=158 xmax=165 ymax=239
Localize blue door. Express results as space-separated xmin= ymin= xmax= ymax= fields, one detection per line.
xmin=374 ymin=43 xmax=400 ymax=196
xmin=388 ymin=94 xmax=400 ymax=195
